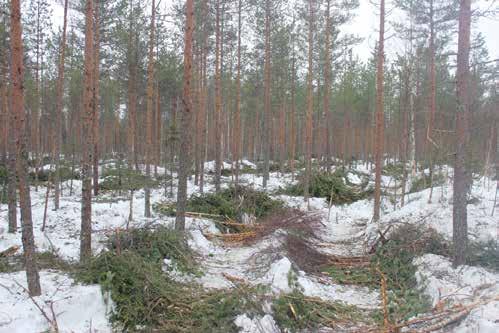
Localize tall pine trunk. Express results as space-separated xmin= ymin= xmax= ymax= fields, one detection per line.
xmin=233 ymin=0 xmax=242 ymax=186
xmin=92 ymin=0 xmax=100 ymax=196
xmin=11 ymin=0 xmax=41 ymax=295
xmin=54 ymin=0 xmax=69 ymax=210
xmin=262 ymin=0 xmax=271 ymax=188
xmin=144 ymin=0 xmax=156 ymax=218
xmin=304 ymin=0 xmax=314 ymax=206
xmin=176 ymin=0 xmax=194 ymax=231
xmin=127 ymin=0 xmax=138 ymax=170
xmin=80 ymin=0 xmax=95 ymax=262
xmin=323 ymin=0 xmax=332 ymax=172
xmin=214 ymin=0 xmax=222 ymax=192
xmin=453 ymin=0 xmax=471 ymax=267
xmin=373 ymin=0 xmax=385 ymax=222
xmin=427 ymin=0 xmax=437 ymax=203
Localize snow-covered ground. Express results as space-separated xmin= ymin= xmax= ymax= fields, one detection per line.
xmin=0 ymin=271 xmax=111 ymax=333
xmin=414 ymin=254 xmax=499 ymax=333
xmin=1 ymin=162 xmax=498 ymax=332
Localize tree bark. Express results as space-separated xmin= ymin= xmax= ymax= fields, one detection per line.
xmin=11 ymin=0 xmax=41 ymax=296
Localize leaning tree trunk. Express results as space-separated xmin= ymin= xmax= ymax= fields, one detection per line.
xmin=10 ymin=0 xmax=41 ymax=296
xmin=80 ymin=0 xmax=95 ymax=262
xmin=453 ymin=0 xmax=471 ymax=267
xmin=175 ymin=0 xmax=194 ymax=231
xmin=373 ymin=0 xmax=385 ymax=222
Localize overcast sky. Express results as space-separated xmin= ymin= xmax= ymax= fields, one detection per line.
xmin=347 ymin=0 xmax=499 ymax=61
xmin=49 ymin=0 xmax=498 ymax=62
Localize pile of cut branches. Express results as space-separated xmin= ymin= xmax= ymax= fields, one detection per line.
xmin=204 ymin=209 xmax=322 ymax=244
xmin=285 ymin=234 xmax=371 ymax=276
xmin=75 ymin=227 xmax=265 ymax=331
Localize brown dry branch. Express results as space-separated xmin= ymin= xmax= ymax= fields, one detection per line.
xmin=285 ymin=234 xmax=371 ymax=274
xmin=203 ymin=209 xmax=322 ymax=245
xmin=377 ymin=267 xmax=392 ymax=333
xmin=14 ymin=281 xmax=59 ymax=332
xmin=0 ymin=246 xmax=20 ymax=257
xmin=394 ymin=295 xmax=499 ymax=333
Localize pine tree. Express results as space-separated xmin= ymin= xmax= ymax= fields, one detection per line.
xmin=144 ymin=0 xmax=156 ymax=218
xmin=80 ymin=0 xmax=95 ymax=262
xmin=304 ymin=0 xmax=314 ymax=207
xmin=453 ymin=0 xmax=471 ymax=267
xmin=373 ymin=0 xmax=386 ymax=222
xmin=53 ymin=0 xmax=69 ymax=210
xmin=176 ymin=0 xmax=195 ymax=231
xmin=11 ymin=0 xmax=41 ymax=296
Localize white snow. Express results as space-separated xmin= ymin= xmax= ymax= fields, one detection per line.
xmin=414 ymin=254 xmax=499 ymax=333
xmin=234 ymin=314 xmax=281 ymax=333
xmin=0 ymin=271 xmax=112 ymax=333
xmin=347 ymin=172 xmax=362 ymax=185
xmin=261 ymin=257 xmax=293 ymax=293
xmin=1 ymin=160 xmax=497 ymax=332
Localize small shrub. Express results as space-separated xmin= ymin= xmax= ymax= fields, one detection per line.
xmin=382 ymin=163 xmax=405 ymax=180
xmin=325 ymin=266 xmax=376 ymax=287
xmin=257 ymin=162 xmax=281 ymax=173
xmin=283 ymin=169 xmax=372 ymax=204
xmin=0 ymin=165 xmax=7 ymax=183
xmin=409 ymin=172 xmax=445 ymax=193
xmin=28 ymin=166 xmax=79 ymax=183
xmin=469 ymin=240 xmax=499 ymax=272
xmin=154 ymin=186 xmax=284 ymax=224
xmin=106 ymin=227 xmax=196 ymax=274
xmin=100 ymin=168 xmax=159 ymax=192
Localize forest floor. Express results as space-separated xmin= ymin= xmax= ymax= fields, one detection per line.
xmin=0 ymin=160 xmax=498 ymax=332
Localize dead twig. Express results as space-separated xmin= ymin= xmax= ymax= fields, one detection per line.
xmin=0 ymin=246 xmax=20 ymax=258
xmin=14 ymin=281 xmax=59 ymax=333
